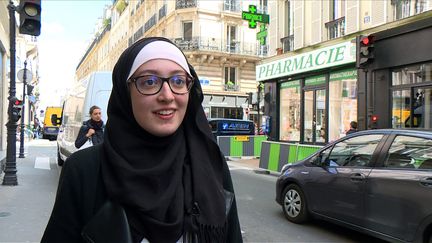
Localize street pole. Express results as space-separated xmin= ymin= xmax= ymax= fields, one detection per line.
xmin=3 ymin=1 xmax=18 ymax=185
xmin=19 ymin=61 xmax=27 ymax=158
xmin=257 ymin=83 xmax=261 ymax=134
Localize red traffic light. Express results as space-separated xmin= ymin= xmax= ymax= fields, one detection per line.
xmin=371 ymin=115 xmax=378 ymax=122
xmin=360 ymin=35 xmax=374 ymax=46
xmin=14 ymin=99 xmax=22 ymax=105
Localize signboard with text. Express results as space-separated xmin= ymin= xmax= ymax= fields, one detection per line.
xmin=256 ymin=41 xmax=356 ymax=81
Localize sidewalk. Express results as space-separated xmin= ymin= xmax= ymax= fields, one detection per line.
xmin=0 ymin=140 xmax=60 ymax=243
xmin=226 ymin=156 xmax=260 ymax=169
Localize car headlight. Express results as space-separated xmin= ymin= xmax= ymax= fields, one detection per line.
xmin=281 ymin=164 xmax=291 ymax=174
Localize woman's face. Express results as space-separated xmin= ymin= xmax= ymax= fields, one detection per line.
xmin=129 ymin=59 xmax=190 ymax=137
xmin=91 ymin=109 xmax=102 ymax=122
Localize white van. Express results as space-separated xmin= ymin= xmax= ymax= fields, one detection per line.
xmin=55 ymin=71 xmax=112 ymax=165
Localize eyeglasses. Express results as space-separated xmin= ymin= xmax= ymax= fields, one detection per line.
xmin=128 ymin=74 xmax=194 ymax=95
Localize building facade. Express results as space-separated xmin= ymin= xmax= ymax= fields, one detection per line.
xmin=258 ymin=0 xmax=431 ymax=144
xmin=76 ymin=0 xmax=267 ymax=121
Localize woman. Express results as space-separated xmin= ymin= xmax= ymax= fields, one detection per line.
xmin=42 ymin=37 xmax=242 ymax=243
xmin=74 ymin=105 xmax=104 ymax=149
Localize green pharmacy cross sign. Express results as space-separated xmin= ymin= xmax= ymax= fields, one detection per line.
xmin=242 ymin=5 xmax=270 ymax=45
xmin=257 ymin=24 xmax=267 ymax=45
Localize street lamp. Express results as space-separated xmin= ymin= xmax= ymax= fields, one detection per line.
xmin=3 ymin=0 xmax=42 ymax=186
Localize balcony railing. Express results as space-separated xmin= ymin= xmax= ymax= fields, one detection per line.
xmin=159 ymin=4 xmax=167 ymax=20
xmin=171 ymin=36 xmax=268 ymax=57
xmin=144 ymin=14 xmax=157 ymax=32
xmin=223 ymin=0 xmax=241 ymax=12
xmin=225 ymin=41 xmax=240 ymax=53
xmin=224 ymin=84 xmax=239 ymax=91
xmin=281 ymin=35 xmax=294 ymax=52
xmin=176 ymin=0 xmax=197 ymax=9
xmin=325 ymin=17 xmax=345 ymax=40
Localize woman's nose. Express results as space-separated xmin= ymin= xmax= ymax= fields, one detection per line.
xmin=157 ymin=82 xmax=175 ymax=102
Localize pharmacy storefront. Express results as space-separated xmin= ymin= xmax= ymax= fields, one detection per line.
xmin=256 ymin=41 xmax=358 ymax=144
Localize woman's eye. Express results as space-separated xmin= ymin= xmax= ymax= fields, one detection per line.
xmin=170 ymin=76 xmax=186 ymax=86
xmin=140 ymin=76 xmax=159 ymax=86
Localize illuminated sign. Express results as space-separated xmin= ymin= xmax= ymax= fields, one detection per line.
xmin=222 ymin=122 xmax=251 ymax=131
xmin=242 ymin=5 xmax=269 ymax=46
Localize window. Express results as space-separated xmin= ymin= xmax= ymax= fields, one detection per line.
xmin=416 ymin=0 xmax=430 ymax=13
xmin=280 ymin=80 xmax=301 ymax=141
xmin=325 ymin=134 xmax=383 ymax=167
xmin=384 ymin=135 xmax=432 ymax=169
xmin=392 ymin=63 xmax=432 ymax=86
xmin=284 ymin=0 xmax=294 ymax=36
xmin=259 ymin=0 xmax=268 ymax=13
xmin=226 ymin=25 xmax=238 ymax=53
xmin=330 ymin=0 xmax=345 ymax=20
xmin=392 ymin=0 xmax=411 ymax=20
xmin=224 ymin=67 xmax=237 ymax=86
xmin=391 ymin=62 xmax=432 ymax=129
xmin=328 ymin=69 xmax=357 ymax=141
xmin=183 ymin=22 xmax=192 ymax=41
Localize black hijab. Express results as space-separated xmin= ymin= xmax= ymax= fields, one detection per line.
xmin=102 ymin=37 xmax=227 ymax=242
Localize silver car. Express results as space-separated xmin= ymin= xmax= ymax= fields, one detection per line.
xmin=276 ymin=129 xmax=432 ymax=243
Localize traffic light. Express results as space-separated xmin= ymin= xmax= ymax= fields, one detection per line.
xmin=247 ymin=92 xmax=253 ymax=105
xmin=18 ymin=0 xmax=41 ymax=36
xmin=9 ymin=97 xmax=23 ymax=123
xmin=356 ymin=35 xmax=375 ymax=69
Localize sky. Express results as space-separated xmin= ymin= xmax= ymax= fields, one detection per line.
xmin=37 ymin=0 xmax=111 ymax=110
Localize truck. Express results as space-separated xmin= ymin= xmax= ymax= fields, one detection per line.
xmin=42 ymin=106 xmax=63 ymax=140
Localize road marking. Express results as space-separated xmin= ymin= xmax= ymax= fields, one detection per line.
xmin=35 ymin=157 xmax=51 ymax=170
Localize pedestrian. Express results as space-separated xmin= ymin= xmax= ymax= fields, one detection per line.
xmin=346 ymin=121 xmax=358 ymax=135
xmin=74 ymin=105 xmax=104 ymax=149
xmin=33 ymin=117 xmax=41 ymax=139
xmin=42 ymin=37 xmax=242 ymax=243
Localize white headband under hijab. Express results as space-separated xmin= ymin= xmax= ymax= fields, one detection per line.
xmin=127 ymin=41 xmax=192 ymax=80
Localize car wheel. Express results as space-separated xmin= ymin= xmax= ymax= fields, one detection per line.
xmin=282 ymin=184 xmax=308 ymax=223
xmin=57 ymin=150 xmax=64 ymax=166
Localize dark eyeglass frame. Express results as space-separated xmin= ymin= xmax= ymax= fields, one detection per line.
xmin=128 ymin=74 xmax=194 ymax=96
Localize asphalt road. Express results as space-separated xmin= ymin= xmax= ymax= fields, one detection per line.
xmin=230 ymin=167 xmax=386 ymax=243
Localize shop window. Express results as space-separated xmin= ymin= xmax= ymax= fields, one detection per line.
xmin=210 ymin=107 xmax=242 ymax=119
xmin=392 ymin=89 xmax=411 ymax=128
xmin=392 ymin=62 xmax=432 ymax=129
xmin=392 ymin=63 xmax=432 ymax=85
xmin=328 ymin=69 xmax=357 ymax=141
xmin=279 ymin=80 xmax=301 ymax=141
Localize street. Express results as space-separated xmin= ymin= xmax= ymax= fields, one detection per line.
xmin=231 ymin=166 xmax=386 ymax=242
xmin=0 ymin=140 xmax=385 ymax=242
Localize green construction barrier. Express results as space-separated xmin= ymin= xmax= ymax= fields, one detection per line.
xmin=217 ymin=135 xmax=267 ymax=157
xmin=259 ymin=141 xmax=323 ymax=172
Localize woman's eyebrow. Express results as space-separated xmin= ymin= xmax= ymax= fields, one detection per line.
xmin=136 ymin=69 xmax=186 ymax=76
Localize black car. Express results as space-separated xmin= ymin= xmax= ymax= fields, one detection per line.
xmin=276 ymin=129 xmax=432 ymax=243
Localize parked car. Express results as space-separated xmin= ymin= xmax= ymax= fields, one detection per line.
xmin=54 ymin=71 xmax=112 ymax=166
xmin=276 ymin=129 xmax=432 ymax=243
